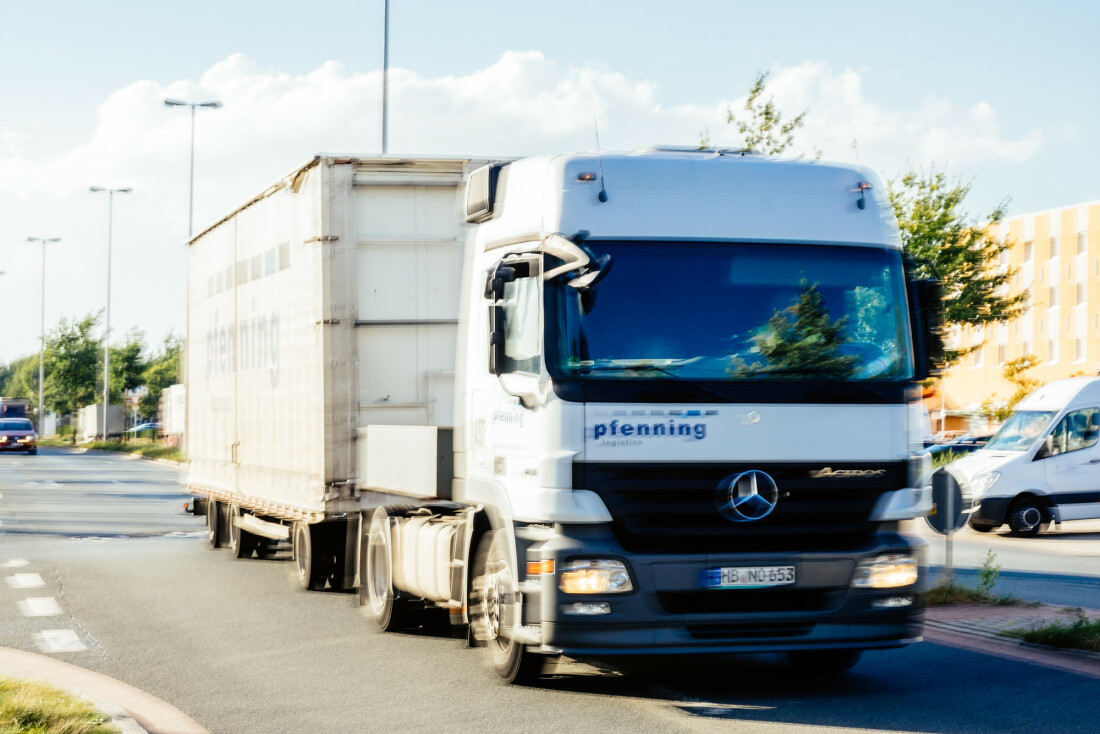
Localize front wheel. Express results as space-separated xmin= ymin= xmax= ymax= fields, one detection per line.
xmin=293 ymin=522 xmax=330 ymax=590
xmin=787 ymin=649 xmax=863 ymax=672
xmin=207 ymin=500 xmax=221 ymax=548
xmin=471 ymin=530 xmax=545 ymax=684
xmin=27 ymin=448 xmax=37 ymax=455
xmin=1008 ymin=498 xmax=1045 ymax=537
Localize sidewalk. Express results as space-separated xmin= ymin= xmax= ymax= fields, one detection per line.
xmin=925 ymin=603 xmax=1100 ymax=679
xmin=0 ymin=646 xmax=208 ymax=734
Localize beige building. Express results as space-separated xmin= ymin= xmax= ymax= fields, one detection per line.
xmin=934 ymin=200 xmax=1100 ymax=433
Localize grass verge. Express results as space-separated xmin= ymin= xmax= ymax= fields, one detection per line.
xmin=927 ymin=551 xmax=1023 ymax=606
xmin=87 ymin=441 xmax=185 ymax=463
xmin=0 ymin=676 xmax=119 ymax=734
xmin=1000 ymin=609 xmax=1100 ymax=653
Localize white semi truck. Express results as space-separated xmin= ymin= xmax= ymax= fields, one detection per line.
xmin=186 ymin=149 xmax=941 ymax=682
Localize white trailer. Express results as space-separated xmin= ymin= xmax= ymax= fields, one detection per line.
xmin=187 ymin=150 xmax=942 ymax=682
xmin=78 ymin=404 xmax=124 ymax=442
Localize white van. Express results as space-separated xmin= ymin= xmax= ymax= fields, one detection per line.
xmin=950 ymin=377 xmax=1100 ymax=536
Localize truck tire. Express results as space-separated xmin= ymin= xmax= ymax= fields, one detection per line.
xmin=787 ymin=649 xmax=863 ymax=672
xmin=227 ymin=505 xmax=258 ymax=559
xmin=293 ymin=522 xmax=330 ymax=591
xmin=361 ymin=508 xmax=420 ymax=631
xmin=1008 ymin=497 xmax=1044 ymax=537
xmin=207 ymin=500 xmax=221 ymax=548
xmin=471 ymin=530 xmax=545 ymax=684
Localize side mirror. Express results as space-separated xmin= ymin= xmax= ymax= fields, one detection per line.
xmin=488 ymin=306 xmax=505 ymax=375
xmin=1034 ymin=435 xmax=1054 ymax=460
xmin=912 ymin=278 xmax=944 ymax=380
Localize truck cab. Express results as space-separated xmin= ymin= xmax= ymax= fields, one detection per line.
xmin=423 ymin=149 xmax=940 ymax=680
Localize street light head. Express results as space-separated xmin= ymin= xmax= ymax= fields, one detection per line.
xmin=47 ymin=237 xmax=61 ymax=243
xmin=164 ymin=98 xmax=186 ymax=107
xmin=200 ymin=101 xmax=223 ymax=108
xmin=90 ymin=186 xmax=103 ymax=192
xmin=118 ymin=188 xmax=133 ymax=194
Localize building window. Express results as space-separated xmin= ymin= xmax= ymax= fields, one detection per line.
xmin=1048 ymin=339 xmax=1059 ymax=363
xmin=1079 ymin=231 xmax=1088 ymax=255
xmin=1023 ymin=341 xmax=1031 ymax=357
xmin=1025 ymin=241 xmax=1034 ymax=261
xmin=1049 ymin=286 xmax=1059 ymax=306
xmin=1051 ymin=235 xmax=1060 ymax=258
xmin=1076 ymin=339 xmax=1086 ymax=362
xmin=998 ymin=344 xmax=1007 ymax=365
xmin=1000 ymin=249 xmax=1009 ymax=268
xmin=972 ymin=348 xmax=983 ymax=368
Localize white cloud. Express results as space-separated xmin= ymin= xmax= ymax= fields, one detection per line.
xmin=0 ymin=53 xmax=1043 ymax=364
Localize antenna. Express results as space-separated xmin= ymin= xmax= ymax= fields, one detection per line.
xmin=594 ymin=118 xmax=608 ymax=202
xmin=851 ymin=123 xmax=862 ymax=175
xmin=381 ymin=0 xmax=390 ymax=155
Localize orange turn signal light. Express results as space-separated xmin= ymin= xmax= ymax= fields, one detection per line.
xmin=525 ymin=559 xmax=555 ymax=576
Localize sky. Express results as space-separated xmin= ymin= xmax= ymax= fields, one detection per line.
xmin=1 ymin=0 xmax=1098 ymax=364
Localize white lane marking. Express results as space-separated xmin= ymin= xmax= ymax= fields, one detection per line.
xmin=33 ymin=629 xmax=86 ymax=653
xmin=18 ymin=596 xmax=62 ymax=617
xmin=1 ymin=559 xmax=29 ymax=568
xmin=5 ymin=573 xmax=45 ymax=588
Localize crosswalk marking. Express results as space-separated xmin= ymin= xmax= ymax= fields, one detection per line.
xmin=33 ymin=629 xmax=86 ymax=653
xmin=0 ymin=559 xmax=27 ymax=568
xmin=5 ymin=573 xmax=44 ymax=588
xmin=18 ymin=596 xmax=63 ymax=617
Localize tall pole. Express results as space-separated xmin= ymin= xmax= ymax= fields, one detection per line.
xmin=27 ymin=236 xmax=60 ymax=435
xmin=164 ymin=98 xmax=221 ymax=452
xmin=382 ymin=0 xmax=389 ymax=154
xmin=104 ymin=190 xmax=113 ymax=441
xmin=90 ymin=187 xmax=131 ymax=440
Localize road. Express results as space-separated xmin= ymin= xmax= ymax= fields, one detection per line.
xmin=1 ymin=448 xmax=1099 ymax=734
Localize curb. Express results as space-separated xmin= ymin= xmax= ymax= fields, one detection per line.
xmin=0 ymin=646 xmax=208 ymax=734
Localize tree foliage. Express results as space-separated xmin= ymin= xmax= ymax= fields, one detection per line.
xmin=726 ymin=71 xmax=809 ymax=156
xmin=109 ymin=330 xmax=147 ymax=404
xmin=890 ymin=169 xmax=1025 ymax=364
xmin=43 ymin=313 xmax=103 ymax=417
xmin=981 ymin=354 xmax=1041 ymax=422
xmin=139 ymin=335 xmax=181 ymax=419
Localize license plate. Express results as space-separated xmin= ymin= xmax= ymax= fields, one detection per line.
xmin=702 ymin=565 xmax=796 ymax=589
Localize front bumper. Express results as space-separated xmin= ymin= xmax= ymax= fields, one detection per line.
xmin=969 ymin=497 xmax=1011 ymax=527
xmin=525 ymin=525 xmax=925 ymax=655
xmin=0 ymin=440 xmax=35 ymax=451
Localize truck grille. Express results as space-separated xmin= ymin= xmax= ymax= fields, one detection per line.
xmin=573 ymin=461 xmax=903 ymax=554
xmin=658 ymin=588 xmax=845 ymax=615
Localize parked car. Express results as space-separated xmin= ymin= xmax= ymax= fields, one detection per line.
xmin=0 ymin=418 xmax=37 ymax=455
xmin=952 ymin=377 xmax=1100 ymax=536
xmin=927 ymin=433 xmax=993 ymax=460
xmin=125 ymin=422 xmax=161 ymax=435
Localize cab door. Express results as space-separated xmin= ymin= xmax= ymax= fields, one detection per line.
xmin=1041 ymin=407 xmax=1100 ymax=521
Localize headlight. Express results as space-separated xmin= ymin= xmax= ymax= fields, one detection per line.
xmin=559 ymin=559 xmax=633 ymax=594
xmin=971 ymin=472 xmax=1000 ymax=497
xmin=0 ymin=435 xmax=6 ymax=441
xmin=852 ymin=554 xmax=919 ymax=589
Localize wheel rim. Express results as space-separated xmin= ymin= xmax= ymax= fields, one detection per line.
xmin=1021 ymin=506 xmax=1042 ymax=529
xmin=206 ymin=501 xmax=217 ymax=544
xmin=295 ymin=526 xmax=309 ymax=582
xmin=480 ymin=538 xmax=514 ymax=656
xmin=229 ymin=506 xmax=240 ymax=550
xmin=367 ymin=524 xmax=390 ymax=615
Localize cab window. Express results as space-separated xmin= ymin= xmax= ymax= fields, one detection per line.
xmin=1048 ymin=408 xmax=1100 ymax=455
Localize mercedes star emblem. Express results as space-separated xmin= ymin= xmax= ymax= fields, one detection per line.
xmin=717 ymin=470 xmax=779 ymax=522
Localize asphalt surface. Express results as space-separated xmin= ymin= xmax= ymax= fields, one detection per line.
xmin=2 ymin=448 xmax=1100 ymax=734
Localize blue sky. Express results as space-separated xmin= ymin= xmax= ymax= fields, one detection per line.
xmin=1 ymin=0 xmax=1098 ymax=363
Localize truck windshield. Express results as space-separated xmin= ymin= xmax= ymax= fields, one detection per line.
xmin=548 ymin=241 xmax=914 ymax=382
xmin=985 ymin=410 xmax=1055 ymax=452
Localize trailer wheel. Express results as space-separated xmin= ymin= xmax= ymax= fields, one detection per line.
xmin=361 ymin=508 xmax=420 ymax=630
xmin=227 ymin=505 xmax=258 ymax=559
xmin=293 ymin=522 xmax=329 ymax=591
xmin=207 ymin=500 xmax=221 ymax=548
xmin=471 ymin=530 xmax=545 ymax=684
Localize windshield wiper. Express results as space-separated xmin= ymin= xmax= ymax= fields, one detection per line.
xmin=574 ymin=361 xmax=726 ymax=399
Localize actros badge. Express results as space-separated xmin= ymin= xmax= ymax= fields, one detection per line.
xmin=717 ymin=470 xmax=779 ymax=522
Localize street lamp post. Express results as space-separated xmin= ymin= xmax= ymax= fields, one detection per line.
xmin=90 ymin=186 xmax=132 ymax=440
xmin=163 ymin=98 xmax=222 ymax=238
xmin=165 ymin=98 xmax=221 ymax=453
xmin=26 ymin=236 xmax=61 ymax=434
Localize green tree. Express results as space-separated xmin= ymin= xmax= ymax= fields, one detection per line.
xmin=0 ymin=355 xmax=37 ymax=401
xmin=890 ymin=170 xmax=1025 ymax=364
xmin=139 ymin=334 xmax=181 ymax=419
xmin=43 ymin=313 xmax=102 ymax=418
xmin=109 ymin=330 xmax=147 ymax=404
xmin=725 ymin=71 xmax=809 ymax=156
xmin=980 ymin=354 xmax=1041 ymax=422
xmin=733 ymin=282 xmax=859 ymax=378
